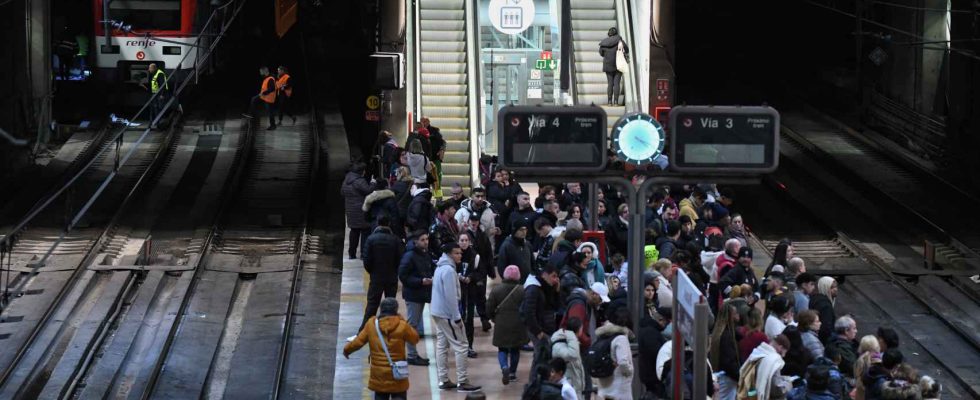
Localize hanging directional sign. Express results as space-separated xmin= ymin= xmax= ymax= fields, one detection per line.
xmin=668 ymin=105 xmax=780 ymax=173
xmin=498 ymin=105 xmax=607 ymax=172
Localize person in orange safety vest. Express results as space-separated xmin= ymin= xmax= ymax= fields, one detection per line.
xmin=275 ymin=65 xmax=295 ymax=126
xmin=243 ymin=66 xmax=278 ymax=130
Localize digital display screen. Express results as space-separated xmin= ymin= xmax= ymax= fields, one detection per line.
xmin=669 ymin=106 xmax=780 ymax=172
xmin=499 ymin=106 xmax=606 ymax=171
xmin=683 ymin=144 xmax=766 ymax=164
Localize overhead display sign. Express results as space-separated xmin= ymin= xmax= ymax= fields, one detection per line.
xmin=488 ymin=0 xmax=535 ymax=35
xmin=668 ymin=105 xmax=780 ymax=173
xmin=498 ymin=105 xmax=607 ymax=172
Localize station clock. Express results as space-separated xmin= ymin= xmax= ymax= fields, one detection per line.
xmin=611 ymin=113 xmax=666 ymax=165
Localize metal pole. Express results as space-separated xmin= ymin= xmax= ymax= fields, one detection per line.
xmin=671 ymin=273 xmax=684 ymax=400
xmin=588 ymin=183 xmax=599 ymax=230
xmin=693 ymin=302 xmax=710 ymax=400
xmin=104 ymin=0 xmax=112 ymax=48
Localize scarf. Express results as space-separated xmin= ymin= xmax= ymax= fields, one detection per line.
xmin=740 ymin=342 xmax=785 ymax=400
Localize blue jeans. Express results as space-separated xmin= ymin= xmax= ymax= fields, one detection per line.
xmin=718 ymin=375 xmax=737 ymax=400
xmin=496 ymin=347 xmax=520 ymax=374
xmin=405 ymin=301 xmax=425 ymax=358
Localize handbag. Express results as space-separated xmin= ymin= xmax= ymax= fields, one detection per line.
xmin=495 ymin=284 xmax=522 ymax=315
xmin=374 ymin=318 xmax=409 ymax=380
xmin=616 ymin=40 xmax=629 ymax=73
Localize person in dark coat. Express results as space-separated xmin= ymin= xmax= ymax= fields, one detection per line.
xmin=497 ymin=218 xmax=533 ymax=282
xmin=559 ymin=183 xmax=585 ymax=212
xmin=358 ymin=216 xmax=405 ymax=332
xmin=405 ymin=183 xmax=435 ymax=234
xmin=463 ymin=215 xmax=496 ymax=333
xmin=522 ymin=264 xmax=562 ymax=381
xmin=487 ymin=265 xmax=528 ymax=383
xmin=420 ymin=117 xmax=444 ymax=162
xmin=398 ymin=231 xmax=434 ymax=365
xmin=341 ymin=162 xmax=374 ymax=259
xmin=655 ymin=219 xmax=682 ymax=260
xmin=428 ymin=201 xmax=459 ymax=262
xmin=710 ymin=301 xmax=742 ymax=399
xmin=506 ymin=191 xmax=539 ymax=240
xmin=780 ymin=326 xmax=814 ymax=378
xmin=598 ymin=27 xmax=629 ymax=106
xmin=458 ymin=230 xmax=492 ymax=357
xmin=362 ymin=180 xmax=400 ymax=234
xmin=637 ymin=313 xmax=667 ymax=396
xmin=809 ymin=276 xmax=838 ymax=343
xmin=718 ymin=247 xmax=759 ymax=296
xmin=827 ymin=316 xmax=859 ymax=379
xmin=559 ymin=252 xmax=590 ymax=304
xmin=605 ymin=203 xmax=630 ymax=258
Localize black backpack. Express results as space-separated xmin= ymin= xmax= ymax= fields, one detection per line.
xmin=522 ymin=378 xmax=563 ymax=400
xmin=586 ymin=333 xmax=621 ymax=378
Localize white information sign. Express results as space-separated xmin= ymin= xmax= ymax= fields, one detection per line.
xmin=488 ymin=0 xmax=535 ymax=35
xmin=674 ymin=270 xmax=703 ymax=345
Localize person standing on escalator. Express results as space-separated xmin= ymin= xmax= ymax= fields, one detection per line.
xmin=599 ymin=27 xmax=629 ymax=106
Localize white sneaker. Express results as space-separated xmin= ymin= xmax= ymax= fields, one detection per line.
xmin=346 ymin=335 xmax=357 ymax=342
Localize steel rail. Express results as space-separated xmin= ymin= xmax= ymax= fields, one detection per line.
xmin=272 ymin=31 xmax=323 ymax=399
xmin=139 ymin=117 xmax=256 ymax=400
xmin=780 ymin=123 xmax=980 ymax=261
xmin=0 ymin=0 xmax=240 ymax=254
xmin=764 ymin=146 xmax=980 ymax=398
xmin=0 ymin=110 xmax=182 ymax=389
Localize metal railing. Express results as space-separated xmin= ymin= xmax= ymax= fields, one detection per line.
xmin=409 ymin=0 xmax=422 ymax=123
xmin=465 ymin=0 xmax=482 ymax=188
xmin=616 ymin=0 xmax=642 ymax=113
xmin=0 ymin=0 xmax=248 ymax=259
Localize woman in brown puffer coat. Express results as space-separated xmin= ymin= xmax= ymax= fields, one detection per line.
xmin=343 ymin=298 xmax=420 ymax=398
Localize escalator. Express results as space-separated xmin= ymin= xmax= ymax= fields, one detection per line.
xmin=416 ymin=0 xmax=474 ymax=192
xmin=569 ymin=0 xmax=639 ymax=133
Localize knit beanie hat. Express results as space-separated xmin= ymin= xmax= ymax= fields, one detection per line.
xmin=503 ymin=265 xmax=521 ymax=281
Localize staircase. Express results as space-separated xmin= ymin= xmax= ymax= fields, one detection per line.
xmin=570 ymin=0 xmax=626 ymax=133
xmin=419 ymin=0 xmax=471 ymax=194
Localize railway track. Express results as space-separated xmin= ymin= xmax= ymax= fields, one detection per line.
xmin=780 ymin=108 xmax=980 ymax=262
xmin=144 ymin=108 xmax=318 ymax=399
xmin=0 ymin=119 xmax=180 ymax=398
xmin=735 ymin=116 xmax=980 ymax=398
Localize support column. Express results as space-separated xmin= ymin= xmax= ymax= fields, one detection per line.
xmin=29 ymin=0 xmax=52 ymax=150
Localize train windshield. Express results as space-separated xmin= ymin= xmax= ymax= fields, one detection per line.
xmin=109 ymin=0 xmax=182 ymax=32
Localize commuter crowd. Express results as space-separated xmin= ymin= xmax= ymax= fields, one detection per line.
xmin=340 ymin=126 xmax=943 ymax=400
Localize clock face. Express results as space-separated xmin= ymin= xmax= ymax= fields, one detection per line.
xmin=612 ymin=113 xmax=665 ymax=164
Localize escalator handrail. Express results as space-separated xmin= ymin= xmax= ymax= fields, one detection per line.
xmin=464 ymin=0 xmax=482 ymax=188
xmin=616 ymin=0 xmax=642 ymax=113
xmin=411 ymin=0 xmax=422 ymax=120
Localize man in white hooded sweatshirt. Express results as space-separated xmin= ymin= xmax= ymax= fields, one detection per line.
xmin=430 ymin=242 xmax=482 ymax=392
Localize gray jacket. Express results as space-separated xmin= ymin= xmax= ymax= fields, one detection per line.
xmin=430 ymin=253 xmax=461 ymax=321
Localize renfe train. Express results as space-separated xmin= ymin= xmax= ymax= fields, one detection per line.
xmin=92 ymin=0 xmax=205 ymax=84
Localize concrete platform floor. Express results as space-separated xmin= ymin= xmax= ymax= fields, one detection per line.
xmin=333 ymin=225 xmax=532 ymax=399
